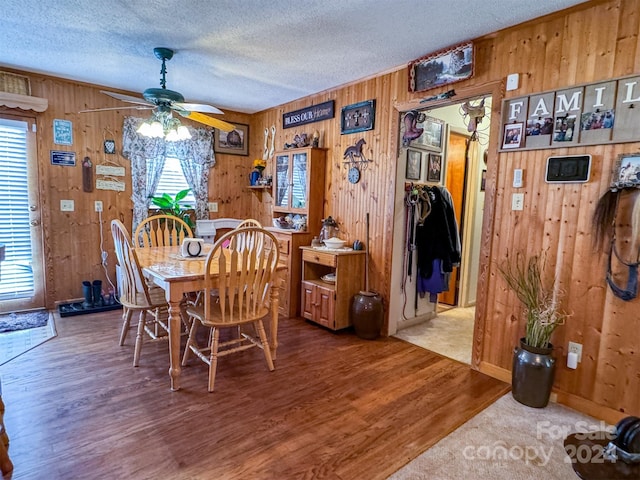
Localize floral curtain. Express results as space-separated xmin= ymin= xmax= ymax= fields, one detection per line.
xmin=121 ymin=116 xmax=216 ymax=232
xmin=170 ymin=127 xmax=216 ymax=220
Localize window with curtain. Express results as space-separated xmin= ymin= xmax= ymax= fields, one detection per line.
xmin=122 ymin=116 xmax=216 ymax=231
xmin=151 ymin=156 xmax=196 ymax=206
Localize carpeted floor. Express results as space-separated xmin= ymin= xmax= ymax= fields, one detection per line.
xmin=389 ymin=393 xmax=605 ymax=480
xmin=0 ymin=311 xmax=57 ymax=365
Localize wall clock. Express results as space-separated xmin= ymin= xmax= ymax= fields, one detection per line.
xmin=348 ymin=166 xmax=361 ymax=184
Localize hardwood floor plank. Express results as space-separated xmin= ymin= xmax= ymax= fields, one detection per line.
xmin=0 ymin=311 xmax=508 ymax=479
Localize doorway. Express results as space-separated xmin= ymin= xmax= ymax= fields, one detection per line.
xmin=389 ymin=95 xmax=491 ymax=363
xmin=0 ymin=115 xmax=45 ymax=313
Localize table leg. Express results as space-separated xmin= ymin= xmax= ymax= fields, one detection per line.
xmin=270 ymin=279 xmax=280 ymax=360
xmin=168 ymin=299 xmax=182 ymax=391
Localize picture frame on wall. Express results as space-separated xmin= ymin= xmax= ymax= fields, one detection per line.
xmin=408 ymin=42 xmax=474 ymax=93
xmin=214 ymin=123 xmax=249 ymax=156
xmin=427 ymin=153 xmax=443 ymax=183
xmin=502 ymin=123 xmax=523 ymax=149
xmin=611 ymin=152 xmax=640 ymax=188
xmin=405 ymin=149 xmax=422 ymax=180
xmin=341 ymin=100 xmax=376 ymax=135
xmin=413 ymin=116 xmax=444 ymax=151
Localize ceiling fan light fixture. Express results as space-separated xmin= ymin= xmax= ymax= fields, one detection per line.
xmin=137 ymin=112 xmax=191 ymax=141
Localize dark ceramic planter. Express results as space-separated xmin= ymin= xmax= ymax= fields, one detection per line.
xmin=350 ymin=291 xmax=383 ymax=340
xmin=512 ymin=338 xmax=556 ymax=408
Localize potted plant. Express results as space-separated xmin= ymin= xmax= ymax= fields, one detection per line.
xmin=149 ymin=188 xmax=194 ymax=230
xmin=498 ymin=252 xmax=567 ymax=408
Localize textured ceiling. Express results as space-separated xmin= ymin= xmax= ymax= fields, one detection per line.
xmin=1 ymin=0 xmax=586 ymax=114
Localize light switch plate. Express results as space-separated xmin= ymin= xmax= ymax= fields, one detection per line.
xmin=208 ymin=202 xmax=218 ymax=213
xmin=513 ymin=168 xmax=523 ymax=188
xmin=512 ymin=193 xmax=524 ymax=210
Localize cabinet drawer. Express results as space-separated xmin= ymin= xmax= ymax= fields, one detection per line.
xmin=274 ymin=237 xmax=290 ymax=256
xmin=302 ymin=250 xmax=336 ymax=267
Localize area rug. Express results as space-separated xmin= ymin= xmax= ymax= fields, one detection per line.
xmin=0 ymin=310 xmax=49 ymax=333
xmin=389 ymin=393 xmax=603 ymax=480
xmin=0 ymin=311 xmax=57 ymax=366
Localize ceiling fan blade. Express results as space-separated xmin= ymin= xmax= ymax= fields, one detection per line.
xmin=78 ymin=105 xmax=155 ymax=113
xmin=181 ymin=111 xmax=235 ymax=132
xmin=174 ymin=102 xmax=223 ymax=115
xmin=100 ymin=90 xmax=152 ymax=106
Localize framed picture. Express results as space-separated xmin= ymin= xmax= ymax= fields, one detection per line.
xmin=502 ymin=123 xmax=523 ymax=149
xmin=408 ymin=42 xmax=474 ymax=93
xmin=427 ymin=153 xmax=443 ymax=183
xmin=341 ymin=100 xmax=375 ymax=135
xmin=53 ymin=119 xmax=73 ymax=146
xmin=214 ymin=123 xmax=249 ymax=156
xmin=413 ymin=115 xmax=444 ymax=151
xmin=612 ymin=152 xmax=640 ymax=188
xmin=405 ymin=149 xmax=422 ymax=180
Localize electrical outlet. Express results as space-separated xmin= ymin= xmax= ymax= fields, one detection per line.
xmin=208 ymin=202 xmax=218 ymax=213
xmin=511 ymin=193 xmax=524 ymax=210
xmin=568 ymin=341 xmax=582 ymax=363
xmin=60 ymin=199 xmax=74 ymax=212
xmin=95 ymin=201 xmax=103 ymax=212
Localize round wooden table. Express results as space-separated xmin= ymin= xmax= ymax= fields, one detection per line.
xmin=564 ymin=433 xmax=640 ymax=479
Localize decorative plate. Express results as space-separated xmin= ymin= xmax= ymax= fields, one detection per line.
xmin=321 ymin=273 xmax=336 ymax=284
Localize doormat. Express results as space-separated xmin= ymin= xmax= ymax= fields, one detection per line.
xmin=58 ymin=302 xmax=122 ymax=317
xmin=0 ymin=310 xmax=49 ymax=333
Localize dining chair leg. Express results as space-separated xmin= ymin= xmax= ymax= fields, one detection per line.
xmin=118 ymin=307 xmax=133 ymax=346
xmin=256 ymin=320 xmax=275 ymax=371
xmin=208 ymin=328 xmax=221 ymax=392
xmin=181 ymin=317 xmax=199 ymax=366
xmin=133 ymin=311 xmax=147 ymax=367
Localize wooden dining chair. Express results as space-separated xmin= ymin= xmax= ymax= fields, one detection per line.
xmin=236 ymin=218 xmax=262 ymax=229
xmin=133 ymin=214 xmax=193 ymax=248
xmin=111 ymin=219 xmax=171 ymax=366
xmin=182 ymin=227 xmax=280 ymax=392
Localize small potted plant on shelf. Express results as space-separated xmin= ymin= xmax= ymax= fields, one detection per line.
xmin=251 ymin=159 xmax=267 ymax=185
xmin=498 ymin=252 xmax=567 ymax=408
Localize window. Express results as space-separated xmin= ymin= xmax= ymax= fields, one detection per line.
xmin=0 ymin=118 xmax=34 ymax=299
xmin=150 ymin=156 xmax=195 ymax=206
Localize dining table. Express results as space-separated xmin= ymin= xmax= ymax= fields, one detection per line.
xmin=136 ymin=244 xmax=284 ymax=391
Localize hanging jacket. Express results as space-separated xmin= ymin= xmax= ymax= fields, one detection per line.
xmin=415 ymin=186 xmax=461 ymax=279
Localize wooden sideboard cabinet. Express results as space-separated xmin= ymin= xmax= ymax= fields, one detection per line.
xmin=267 ymin=229 xmax=313 ymax=317
xmin=300 ymin=247 xmax=365 ymax=330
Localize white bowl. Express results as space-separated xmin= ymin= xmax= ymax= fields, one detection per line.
xmin=323 ymin=237 xmax=346 ymax=249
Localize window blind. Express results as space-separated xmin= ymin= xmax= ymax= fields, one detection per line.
xmin=151 ymin=156 xmax=196 ymax=206
xmin=0 ymin=118 xmax=34 ymax=299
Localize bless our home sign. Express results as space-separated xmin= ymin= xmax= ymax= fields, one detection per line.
xmin=283 ymin=100 xmax=335 ymax=129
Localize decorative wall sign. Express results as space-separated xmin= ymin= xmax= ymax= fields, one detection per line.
xmin=50 ymin=150 xmax=76 ymax=166
xmin=283 ymin=100 xmax=334 ymax=129
xmin=96 ymin=164 xmax=125 ymax=176
xmin=405 ymin=149 xmax=421 ymax=180
xmin=214 ymin=123 xmax=249 ymax=156
xmin=341 ymin=100 xmax=375 ymax=135
xmin=545 ymin=155 xmax=591 ymax=183
xmin=104 ymin=139 xmax=116 ymax=154
xmin=500 ymin=74 xmax=640 ymax=151
xmin=96 ymin=178 xmax=126 ymax=191
xmin=53 ymin=119 xmax=73 ymax=145
xmin=408 ymin=42 xmax=474 ymax=93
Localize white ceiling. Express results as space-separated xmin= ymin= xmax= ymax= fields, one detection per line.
xmin=2 ymin=0 xmax=586 ymax=115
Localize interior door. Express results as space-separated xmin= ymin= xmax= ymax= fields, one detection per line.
xmin=439 ymin=130 xmax=468 ymax=306
xmin=0 ymin=115 xmax=45 ymax=313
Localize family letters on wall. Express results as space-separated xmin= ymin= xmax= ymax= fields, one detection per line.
xmin=500 ymin=74 xmax=640 ymax=151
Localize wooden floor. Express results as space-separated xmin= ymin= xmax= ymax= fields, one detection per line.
xmin=0 ymin=310 xmax=508 ymax=480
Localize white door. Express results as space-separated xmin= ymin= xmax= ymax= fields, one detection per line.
xmin=0 ymin=116 xmax=45 ymax=312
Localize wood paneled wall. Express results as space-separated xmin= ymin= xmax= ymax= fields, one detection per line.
xmin=252 ymin=0 xmax=639 ymax=420
xmin=0 ymin=71 xmax=253 ymax=304
xmin=3 ymin=0 xmax=637 ymax=419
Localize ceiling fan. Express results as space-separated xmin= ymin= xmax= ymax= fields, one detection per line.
xmin=81 ymin=47 xmax=235 ymax=132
